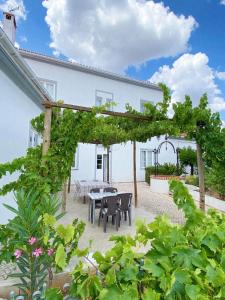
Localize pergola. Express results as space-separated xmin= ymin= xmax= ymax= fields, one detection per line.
xmin=41 ymin=100 xmax=206 ymax=211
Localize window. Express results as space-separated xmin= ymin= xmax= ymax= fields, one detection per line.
xmin=97 ymin=154 xmax=103 ymax=169
xmin=96 ymin=96 xmax=102 ymax=107
xmin=39 ymin=79 xmax=57 ymax=100
xmin=140 ymin=149 xmax=152 ymax=169
xmin=96 ymin=90 xmax=113 ymax=110
xmin=28 ymin=124 xmax=39 ymax=148
xmin=72 ymin=146 xmax=79 ymax=169
xmin=140 ymin=100 xmax=152 ymax=113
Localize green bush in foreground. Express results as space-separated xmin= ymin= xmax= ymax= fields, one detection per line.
xmin=46 ymin=180 xmax=225 ymax=299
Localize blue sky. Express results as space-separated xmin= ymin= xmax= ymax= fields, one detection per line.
xmin=1 ymin=0 xmax=225 ymax=121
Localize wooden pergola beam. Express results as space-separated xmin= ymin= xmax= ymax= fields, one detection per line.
xmin=42 ymin=101 xmax=153 ymax=121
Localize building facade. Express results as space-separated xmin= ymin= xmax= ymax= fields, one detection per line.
xmin=0 ymin=12 xmax=196 ymax=223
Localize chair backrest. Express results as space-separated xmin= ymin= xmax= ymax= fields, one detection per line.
xmin=103 ymin=187 xmax=118 ymax=193
xmin=90 ymin=188 xmax=100 ymax=193
xmin=118 ymin=193 xmax=132 ymax=211
xmin=103 ymin=196 xmax=119 ymax=215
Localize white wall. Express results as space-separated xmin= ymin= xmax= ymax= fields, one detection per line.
xmin=0 ymin=69 xmax=42 ymax=224
xmin=24 ymin=58 xmax=195 ymax=183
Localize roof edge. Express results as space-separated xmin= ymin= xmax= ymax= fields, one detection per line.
xmin=0 ymin=28 xmax=53 ymax=105
xmin=19 ymin=49 xmax=162 ymax=92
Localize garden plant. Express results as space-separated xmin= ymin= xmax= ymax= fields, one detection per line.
xmin=0 ymin=84 xmax=224 ymax=298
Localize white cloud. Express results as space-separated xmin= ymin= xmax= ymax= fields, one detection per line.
xmin=0 ymin=0 xmax=26 ymax=21
xmin=220 ymin=0 xmax=225 ymax=5
xmin=42 ymin=0 xmax=196 ymax=72
xmin=20 ymin=35 xmax=27 ymax=42
xmin=14 ymin=40 xmax=19 ymax=48
xmin=215 ymin=71 xmax=225 ymax=80
xmin=150 ymin=52 xmax=225 ymax=112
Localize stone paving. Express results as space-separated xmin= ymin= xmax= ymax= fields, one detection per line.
xmin=61 ymin=182 xmax=185 ymax=256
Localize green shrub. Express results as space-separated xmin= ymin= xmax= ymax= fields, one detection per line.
xmin=145 ymin=163 xmax=183 ymax=184
xmin=205 ymin=165 xmax=225 ymax=200
xmin=53 ymin=180 xmax=225 ymax=299
xmin=179 ymin=147 xmax=197 ymax=175
xmin=185 ymin=175 xmax=199 ymax=187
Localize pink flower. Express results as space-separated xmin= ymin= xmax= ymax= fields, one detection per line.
xmin=47 ymin=248 xmax=54 ymax=256
xmin=33 ymin=248 xmax=43 ymax=257
xmin=14 ymin=249 xmax=22 ymax=259
xmin=28 ymin=237 xmax=37 ymax=245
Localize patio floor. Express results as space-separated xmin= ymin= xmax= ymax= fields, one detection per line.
xmin=61 ymin=182 xmax=185 ymax=257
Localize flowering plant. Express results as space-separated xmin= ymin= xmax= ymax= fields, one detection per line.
xmin=1 ymin=189 xmax=85 ymax=298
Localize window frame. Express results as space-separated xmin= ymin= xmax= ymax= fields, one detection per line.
xmin=97 ymin=154 xmax=103 ymax=170
xmin=72 ymin=146 xmax=79 ymax=170
xmin=39 ymin=78 xmax=57 ymax=101
xmin=140 ymin=149 xmax=153 ymax=169
xmin=140 ymin=99 xmax=153 ymax=113
xmin=95 ymin=90 xmax=113 ymax=110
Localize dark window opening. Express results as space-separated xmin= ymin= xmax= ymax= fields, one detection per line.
xmin=97 ymin=154 xmax=102 ymax=169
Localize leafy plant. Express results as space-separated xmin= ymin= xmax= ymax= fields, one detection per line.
xmin=62 ymin=180 xmax=225 ymax=299
xmin=145 ymin=163 xmax=183 ymax=183
xmin=0 ymin=190 xmax=85 ymax=297
xmin=185 ymin=175 xmax=199 ymax=187
xmin=179 ymin=147 xmax=197 ymax=175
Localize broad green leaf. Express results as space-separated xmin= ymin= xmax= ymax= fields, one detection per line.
xmin=142 ymin=288 xmax=161 ymax=300
xmin=56 ymin=224 xmax=75 ymax=243
xmin=45 ymin=288 xmax=63 ymax=300
xmin=143 ymin=259 xmax=164 ymax=277
xmin=185 ymin=284 xmax=201 ymax=300
xmin=55 ymin=244 xmax=66 ymax=269
xmin=43 ymin=213 xmax=56 ymax=226
xmin=206 ymin=265 xmax=225 ymax=287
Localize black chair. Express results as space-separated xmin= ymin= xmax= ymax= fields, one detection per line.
xmin=103 ymin=187 xmax=118 ymax=193
xmin=118 ymin=193 xmax=132 ymax=226
xmin=98 ymin=196 xmax=120 ymax=232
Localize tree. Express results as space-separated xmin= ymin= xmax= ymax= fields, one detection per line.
xmin=179 ymin=147 xmax=197 ymax=175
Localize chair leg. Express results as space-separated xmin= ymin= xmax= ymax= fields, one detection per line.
xmin=116 ymin=213 xmax=119 ymax=231
xmin=103 ymin=214 xmax=107 ymax=233
xmin=98 ymin=209 xmax=102 ymax=226
xmin=128 ymin=209 xmax=131 ymax=226
xmin=112 ymin=215 xmax=115 ymax=225
xmin=124 ymin=211 xmax=127 ymax=221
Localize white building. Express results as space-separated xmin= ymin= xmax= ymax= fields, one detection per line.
xmin=0 ymin=12 xmax=195 ymax=223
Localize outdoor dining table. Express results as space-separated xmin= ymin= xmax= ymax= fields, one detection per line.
xmin=78 ymin=180 xmax=109 ymax=201
xmin=87 ymin=191 xmax=132 ymax=225
xmin=87 ymin=192 xmax=118 ymax=224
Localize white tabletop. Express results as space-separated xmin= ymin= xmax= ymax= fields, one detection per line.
xmin=79 ymin=181 xmax=109 ymax=187
xmin=88 ymin=192 xmax=120 ymax=200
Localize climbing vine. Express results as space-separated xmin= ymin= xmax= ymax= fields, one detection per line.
xmin=0 ymin=84 xmax=224 ymax=202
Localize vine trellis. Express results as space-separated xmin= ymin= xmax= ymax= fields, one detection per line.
xmin=0 ymin=84 xmax=224 ymax=212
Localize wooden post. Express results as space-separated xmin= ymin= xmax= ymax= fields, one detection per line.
xmin=62 ymin=180 xmax=67 ymax=212
xmin=196 ymin=142 xmax=205 ymax=211
xmin=107 ymin=146 xmax=110 ymax=184
xmin=42 ymin=106 xmax=52 ymax=156
xmin=133 ymin=141 xmax=138 ymax=208
xmin=68 ymin=170 xmax=71 ymax=193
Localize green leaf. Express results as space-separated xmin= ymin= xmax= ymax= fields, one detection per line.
xmin=142 ymin=288 xmax=161 ymax=300
xmin=45 ymin=288 xmax=63 ymax=300
xmin=56 ymin=224 xmax=75 ymax=243
xmin=43 ymin=213 xmax=56 ymax=226
xmin=55 ymin=244 xmax=66 ymax=269
xmin=185 ymin=284 xmax=201 ymax=300
xmin=206 ymin=265 xmax=225 ymax=287
xmin=143 ymin=259 xmax=164 ymax=277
